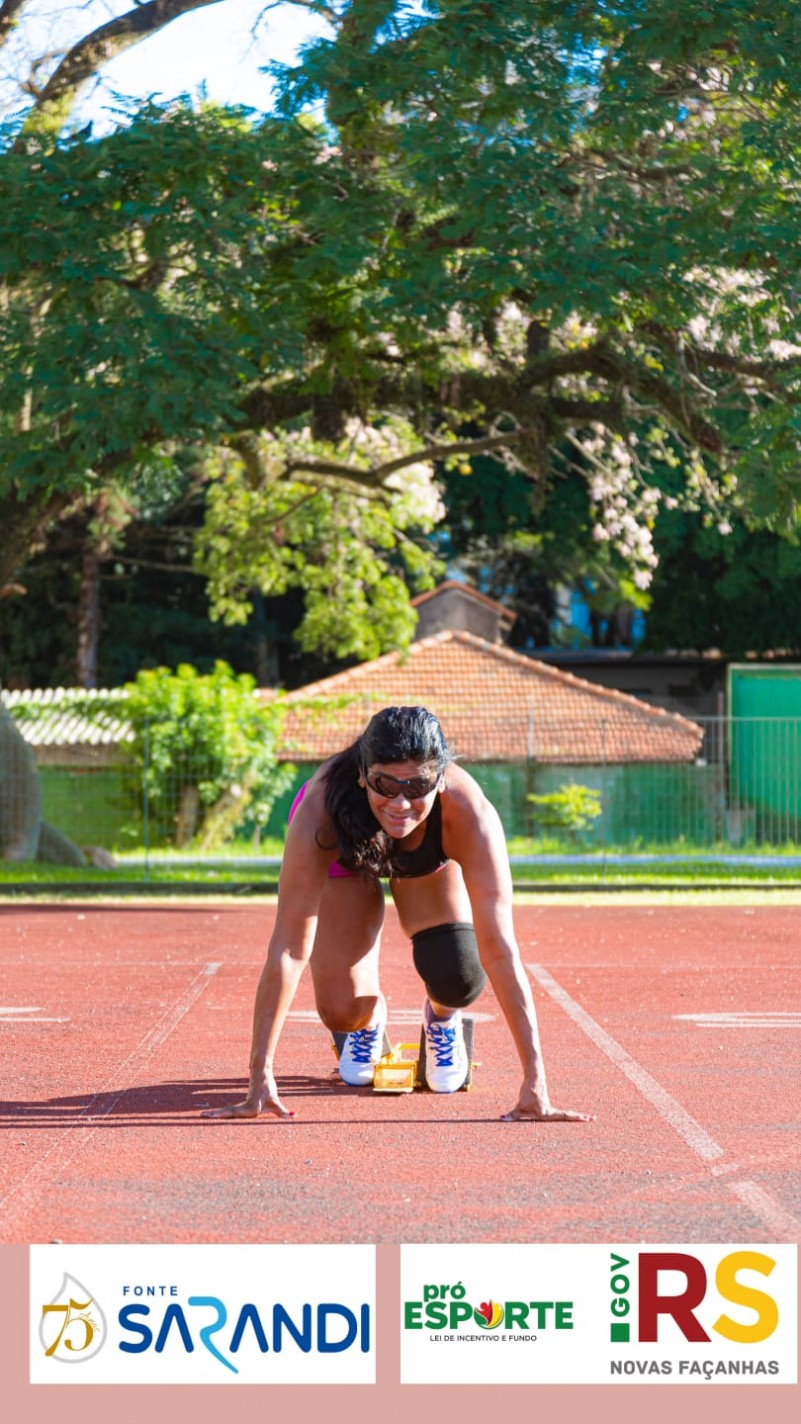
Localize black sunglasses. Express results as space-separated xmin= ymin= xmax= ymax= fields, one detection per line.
xmin=364 ymin=770 xmax=440 ymax=800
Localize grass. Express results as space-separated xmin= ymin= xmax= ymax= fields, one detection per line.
xmin=1 ymin=847 xmax=799 ymax=895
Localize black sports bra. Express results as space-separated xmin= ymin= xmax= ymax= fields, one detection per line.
xmin=387 ymin=794 xmax=449 ymax=879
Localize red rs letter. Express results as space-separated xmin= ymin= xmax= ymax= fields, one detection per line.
xmin=638 ymin=1253 xmax=710 ymax=1342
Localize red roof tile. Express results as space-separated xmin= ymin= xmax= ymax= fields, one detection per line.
xmin=274 ymin=631 xmax=703 ymax=764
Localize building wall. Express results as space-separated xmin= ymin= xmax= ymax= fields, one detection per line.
xmin=531 ymin=653 xmax=727 ymax=719
xmin=414 ymin=589 xmax=504 ymax=643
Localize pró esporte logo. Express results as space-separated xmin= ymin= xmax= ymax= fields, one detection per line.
xmin=39 ymin=1273 xmax=107 ymax=1363
xmin=405 ymin=1280 xmax=573 ymax=1337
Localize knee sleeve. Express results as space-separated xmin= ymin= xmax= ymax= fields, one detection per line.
xmin=411 ymin=922 xmax=486 ymax=1009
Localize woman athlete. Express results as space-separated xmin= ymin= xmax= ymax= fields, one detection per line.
xmin=207 ymin=705 xmax=592 ymax=1124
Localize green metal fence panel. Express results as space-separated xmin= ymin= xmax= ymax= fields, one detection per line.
xmin=462 ymin=763 xmax=532 ymax=837
xmin=38 ymin=761 xmax=144 ymax=851
xmin=6 ymin=710 xmax=801 ymax=863
xmin=729 ymin=665 xmax=801 ymax=718
xmin=527 ymin=761 xmax=725 ymax=848
xmin=728 ymin=668 xmax=801 ymax=841
xmin=728 ymin=718 xmax=801 ymax=842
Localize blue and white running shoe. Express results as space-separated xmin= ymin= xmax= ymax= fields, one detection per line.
xmin=338 ymin=1003 xmax=387 ymax=1085
xmin=422 ymin=1000 xmax=469 ymax=1092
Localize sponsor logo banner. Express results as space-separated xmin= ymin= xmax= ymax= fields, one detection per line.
xmin=401 ymin=1243 xmax=797 ymax=1385
xmin=31 ymin=1244 xmax=374 ymax=1385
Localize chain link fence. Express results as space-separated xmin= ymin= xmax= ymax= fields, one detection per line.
xmin=2 ymin=708 xmax=801 ymax=869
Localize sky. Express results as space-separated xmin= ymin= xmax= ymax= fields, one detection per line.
xmin=1 ymin=0 xmax=331 ymax=131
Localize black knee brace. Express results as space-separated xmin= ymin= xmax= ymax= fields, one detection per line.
xmin=411 ymin=922 xmax=486 ymax=1009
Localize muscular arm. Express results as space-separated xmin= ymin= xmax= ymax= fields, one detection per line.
xmin=206 ymin=778 xmax=335 ymax=1119
xmin=446 ymin=772 xmax=592 ymax=1123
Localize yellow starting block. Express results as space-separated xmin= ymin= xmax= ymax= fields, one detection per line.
xmin=372 ymin=1042 xmax=421 ymax=1094
xmin=373 ymin=1018 xmax=477 ymax=1093
xmin=332 ymin=1021 xmax=477 ymax=1093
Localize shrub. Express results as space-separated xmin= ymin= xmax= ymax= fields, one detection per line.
xmin=527 ymin=783 xmax=602 ymax=841
xmin=124 ymin=662 xmax=294 ymax=849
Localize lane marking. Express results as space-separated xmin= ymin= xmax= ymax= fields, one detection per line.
xmin=675 ymin=1012 xmax=801 ymax=1029
xmin=729 ymin=1181 xmax=801 ymax=1238
xmin=286 ymin=1009 xmax=495 ymax=1024
xmin=0 ymin=962 xmax=222 ymax=1224
xmin=527 ymin=962 xmax=801 ymax=1238
xmin=0 ymin=1007 xmax=70 ymax=1024
xmin=528 ymin=963 xmax=724 ymax=1163
xmin=0 ymin=1002 xmax=69 ymax=1025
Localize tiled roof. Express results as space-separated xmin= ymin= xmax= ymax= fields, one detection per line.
xmin=275 ymin=631 xmax=704 ymax=764
xmin=1 ymin=688 xmax=133 ymax=747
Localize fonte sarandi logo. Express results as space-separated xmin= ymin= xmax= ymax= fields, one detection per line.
xmin=39 ymin=1273 xmax=107 ymax=1363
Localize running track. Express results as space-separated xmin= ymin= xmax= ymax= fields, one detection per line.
xmin=1 ymin=901 xmax=799 ymax=1245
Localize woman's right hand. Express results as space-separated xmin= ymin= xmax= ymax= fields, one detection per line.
xmin=202 ymin=1069 xmax=295 ymax=1121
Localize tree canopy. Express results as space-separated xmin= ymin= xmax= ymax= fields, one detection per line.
xmin=2 ymin=1 xmax=800 ymax=661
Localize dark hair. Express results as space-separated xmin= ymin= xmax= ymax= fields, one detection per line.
xmin=321 ymin=706 xmax=451 ymax=877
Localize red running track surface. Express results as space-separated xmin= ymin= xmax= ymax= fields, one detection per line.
xmin=0 ymin=901 xmax=799 ymax=1245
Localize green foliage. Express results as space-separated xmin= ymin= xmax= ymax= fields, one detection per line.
xmin=527 ymin=784 xmax=603 ymax=840
xmin=439 ymin=453 xmax=650 ymax=647
xmin=195 ymin=423 xmax=442 ymax=660
xmin=645 ymin=509 xmax=801 ymax=656
xmin=3 ymin=1 xmax=801 ymax=651
xmin=123 ymin=662 xmax=294 ymax=848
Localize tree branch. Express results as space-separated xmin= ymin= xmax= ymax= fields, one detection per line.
xmin=0 ymin=0 xmax=31 ymax=49
xmin=285 ymin=431 xmax=529 ymax=487
xmin=692 ymin=347 xmax=801 ymax=379
xmin=254 ymin=0 xmax=341 ymax=31
xmin=23 ymin=0 xmax=225 ymax=131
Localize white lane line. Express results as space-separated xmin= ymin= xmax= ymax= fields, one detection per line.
xmin=675 ymin=1012 xmax=801 ymax=1029
xmin=528 ymin=962 xmax=801 ymax=1238
xmin=1 ymin=1018 xmax=69 ymax=1024
xmin=286 ymin=1009 xmax=495 ymax=1024
xmin=528 ymin=962 xmax=724 ymax=1163
xmin=0 ymin=1007 xmax=70 ymax=1024
xmin=0 ymin=962 xmax=222 ymax=1223
xmin=729 ymin=1181 xmax=801 ymax=1238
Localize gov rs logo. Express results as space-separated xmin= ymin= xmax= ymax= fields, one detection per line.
xmin=610 ymin=1249 xmax=780 ymax=1343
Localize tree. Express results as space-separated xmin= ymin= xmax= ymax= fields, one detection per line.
xmin=2 ymin=2 xmax=801 ymax=652
xmin=437 ymin=452 xmax=650 ymax=649
xmin=644 ymin=510 xmax=801 ymax=658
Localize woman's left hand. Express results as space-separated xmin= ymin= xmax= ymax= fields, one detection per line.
xmin=501 ymin=1084 xmax=595 ymax=1122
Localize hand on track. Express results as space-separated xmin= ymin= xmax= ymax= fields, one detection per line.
xmin=202 ymin=1071 xmax=295 ymax=1121
xmin=501 ymin=1084 xmax=595 ymax=1123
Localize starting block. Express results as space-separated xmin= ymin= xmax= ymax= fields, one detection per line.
xmin=373 ymin=1042 xmax=421 ymax=1093
xmin=332 ymin=1019 xmax=477 ymax=1092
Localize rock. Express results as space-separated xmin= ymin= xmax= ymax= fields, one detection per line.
xmin=0 ymin=703 xmax=42 ymax=859
xmin=83 ymin=845 xmax=117 ymax=869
